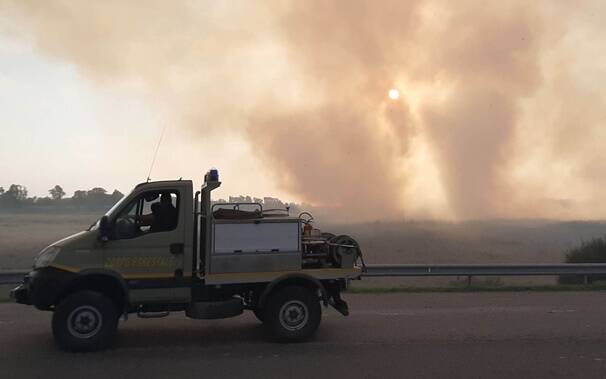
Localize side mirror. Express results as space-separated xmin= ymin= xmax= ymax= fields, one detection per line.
xmin=99 ymin=215 xmax=111 ymax=242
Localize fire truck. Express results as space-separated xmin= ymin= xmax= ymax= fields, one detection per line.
xmin=11 ymin=169 xmax=363 ymax=351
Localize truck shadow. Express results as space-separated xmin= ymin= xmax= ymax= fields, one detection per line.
xmin=114 ymin=318 xmax=269 ymax=349
xmin=12 ymin=312 xmax=333 ymax=354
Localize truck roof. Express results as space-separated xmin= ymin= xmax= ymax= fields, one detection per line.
xmin=135 ymin=179 xmax=193 ymax=188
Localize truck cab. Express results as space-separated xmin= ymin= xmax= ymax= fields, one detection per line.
xmin=11 ymin=169 xmax=363 ymax=351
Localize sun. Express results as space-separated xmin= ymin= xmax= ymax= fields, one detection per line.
xmin=388 ymin=88 xmax=400 ymax=100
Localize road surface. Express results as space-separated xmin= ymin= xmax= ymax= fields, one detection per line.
xmin=2 ymin=292 xmax=606 ymax=378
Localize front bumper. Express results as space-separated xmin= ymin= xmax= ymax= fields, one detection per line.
xmin=9 ymin=268 xmax=76 ymax=310
xmin=10 ymin=283 xmax=30 ymax=305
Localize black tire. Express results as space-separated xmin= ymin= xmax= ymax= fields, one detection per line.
xmin=52 ymin=290 xmax=119 ymax=352
xmin=264 ymin=286 xmax=321 ymax=342
xmin=253 ymin=308 xmax=265 ymax=323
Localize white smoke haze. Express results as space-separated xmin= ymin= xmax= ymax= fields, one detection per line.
xmin=2 ymin=0 xmax=605 ymax=221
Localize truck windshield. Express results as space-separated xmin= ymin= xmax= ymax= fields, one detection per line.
xmin=104 ymin=189 xmax=132 ymax=217
xmin=87 ymin=188 xmax=133 ymax=231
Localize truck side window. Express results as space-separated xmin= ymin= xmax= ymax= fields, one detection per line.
xmin=113 ymin=190 xmax=180 ymax=239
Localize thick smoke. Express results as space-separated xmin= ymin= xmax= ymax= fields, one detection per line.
xmin=3 ymin=0 xmax=606 ymax=220
xmin=249 ymin=1 xmax=422 ymax=218
xmin=251 ymin=0 xmax=543 ymax=219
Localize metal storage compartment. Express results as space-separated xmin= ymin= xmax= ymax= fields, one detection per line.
xmin=209 ymin=218 xmax=302 ymax=274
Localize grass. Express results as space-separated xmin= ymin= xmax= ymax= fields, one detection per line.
xmin=565 ymin=236 xmax=606 ymax=263
xmin=0 ymin=284 xmax=16 ymax=302
xmin=559 ymin=236 xmax=606 ymax=284
xmin=3 ymin=211 xmax=606 ymax=291
xmin=0 ymin=210 xmax=98 ymax=269
xmin=2 ymin=211 xmax=606 ymax=271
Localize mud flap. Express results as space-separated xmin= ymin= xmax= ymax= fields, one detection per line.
xmin=329 ymin=297 xmax=349 ymax=316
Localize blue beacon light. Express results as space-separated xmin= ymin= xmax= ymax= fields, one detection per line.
xmin=209 ymin=168 xmax=219 ymax=182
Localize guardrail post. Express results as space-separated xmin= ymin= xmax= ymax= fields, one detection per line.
xmin=584 ymin=275 xmax=589 ymax=285
xmin=467 ymin=275 xmax=472 ymax=288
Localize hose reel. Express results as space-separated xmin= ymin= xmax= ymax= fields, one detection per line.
xmin=328 ymin=235 xmax=365 ymax=270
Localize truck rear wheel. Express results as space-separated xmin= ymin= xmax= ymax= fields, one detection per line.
xmin=264 ymin=286 xmax=321 ymax=342
xmin=52 ymin=290 xmax=119 ymax=352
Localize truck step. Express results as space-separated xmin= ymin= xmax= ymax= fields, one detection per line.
xmin=186 ymin=298 xmax=243 ymax=320
xmin=137 ymin=311 xmax=170 ymax=319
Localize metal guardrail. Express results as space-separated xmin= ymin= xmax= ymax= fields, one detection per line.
xmin=0 ymin=271 xmax=28 ymax=285
xmin=363 ymin=264 xmax=606 ymax=277
xmin=2 ymin=263 xmax=606 ymax=285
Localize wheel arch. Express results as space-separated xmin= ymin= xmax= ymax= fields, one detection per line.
xmin=56 ymin=269 xmax=129 ymax=314
xmin=258 ymin=273 xmax=328 ymax=309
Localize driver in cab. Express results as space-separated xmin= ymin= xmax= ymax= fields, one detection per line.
xmin=138 ymin=193 xmax=178 ymax=232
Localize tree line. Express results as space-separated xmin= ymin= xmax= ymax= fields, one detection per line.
xmin=0 ymin=184 xmax=304 ymax=215
xmin=0 ymin=184 xmax=124 ymax=210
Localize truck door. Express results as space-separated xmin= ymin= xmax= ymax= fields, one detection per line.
xmin=103 ymin=188 xmax=188 ymax=304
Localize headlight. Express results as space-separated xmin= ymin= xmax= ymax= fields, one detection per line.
xmin=34 ymin=246 xmax=61 ymax=269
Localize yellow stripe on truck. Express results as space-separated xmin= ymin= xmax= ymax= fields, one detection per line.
xmin=49 ymin=264 xmax=188 ymax=280
xmin=49 ymin=263 xmax=80 ymax=273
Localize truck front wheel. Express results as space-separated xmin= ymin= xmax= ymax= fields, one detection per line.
xmin=264 ymin=286 xmax=321 ymax=342
xmin=52 ymin=290 xmax=119 ymax=351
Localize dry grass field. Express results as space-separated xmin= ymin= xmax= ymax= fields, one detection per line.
xmin=1 ymin=209 xmax=605 ymax=286
xmin=327 ymin=220 xmax=606 ymax=265
xmin=326 ymin=219 xmax=606 ymax=287
xmin=0 ymin=210 xmax=99 ymax=269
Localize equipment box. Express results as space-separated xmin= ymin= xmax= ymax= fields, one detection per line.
xmin=209 ymin=218 xmax=302 ymax=274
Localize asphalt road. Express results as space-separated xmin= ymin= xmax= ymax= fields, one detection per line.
xmin=3 ymin=292 xmax=606 ymax=378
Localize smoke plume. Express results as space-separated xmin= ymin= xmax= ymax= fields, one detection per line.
xmin=3 ymin=0 xmax=606 ymax=220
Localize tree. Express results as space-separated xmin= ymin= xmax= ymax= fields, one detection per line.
xmin=85 ymin=187 xmax=110 ymax=208
xmin=1 ymin=184 xmax=28 ymax=208
xmin=73 ymin=190 xmax=87 ymax=200
xmin=110 ymin=190 xmax=124 ymax=202
xmin=6 ymin=184 xmax=27 ymax=200
xmin=35 ymin=197 xmax=53 ymax=206
xmin=49 ymin=185 xmax=66 ymax=201
xmin=87 ymin=187 xmax=107 ymax=197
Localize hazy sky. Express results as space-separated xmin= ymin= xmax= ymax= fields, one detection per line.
xmin=0 ymin=12 xmax=286 ymax=202
xmin=1 ymin=1 xmax=605 ymax=221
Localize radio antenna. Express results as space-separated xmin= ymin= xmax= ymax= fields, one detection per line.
xmin=146 ymin=123 xmax=168 ymax=182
